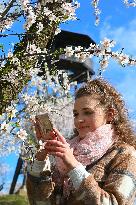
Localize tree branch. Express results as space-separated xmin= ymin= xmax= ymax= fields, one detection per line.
xmin=0 ymin=0 xmax=17 ymax=21
xmin=0 ymin=1 xmax=68 ymax=114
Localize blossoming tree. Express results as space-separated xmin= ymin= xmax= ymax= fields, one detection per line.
xmin=0 ymin=0 xmax=136 ymax=159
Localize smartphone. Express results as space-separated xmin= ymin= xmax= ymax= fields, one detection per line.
xmin=35 ymin=113 xmax=53 ymax=137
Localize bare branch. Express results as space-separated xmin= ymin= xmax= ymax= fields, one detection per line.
xmin=0 ymin=0 xmax=17 ymax=21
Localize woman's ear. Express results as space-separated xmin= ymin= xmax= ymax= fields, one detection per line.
xmin=106 ymin=108 xmax=115 ymax=123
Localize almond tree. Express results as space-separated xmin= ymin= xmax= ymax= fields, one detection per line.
xmin=0 ymin=0 xmax=136 ymax=157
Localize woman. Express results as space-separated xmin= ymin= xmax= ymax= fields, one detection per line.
xmin=26 ymin=78 xmax=136 ymax=205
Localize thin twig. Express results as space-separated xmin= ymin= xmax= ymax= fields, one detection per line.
xmin=0 ymin=0 xmax=17 ymax=21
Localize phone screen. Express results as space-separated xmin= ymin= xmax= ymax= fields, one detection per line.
xmin=35 ymin=113 xmax=53 ymax=137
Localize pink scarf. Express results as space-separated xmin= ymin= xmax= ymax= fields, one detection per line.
xmin=55 ymin=124 xmax=115 ymax=196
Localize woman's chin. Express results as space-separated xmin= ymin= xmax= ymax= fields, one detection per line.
xmin=79 ymin=132 xmax=88 ymax=139
xmin=78 ymin=129 xmax=95 ymax=139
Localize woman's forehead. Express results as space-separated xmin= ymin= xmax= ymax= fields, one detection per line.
xmin=74 ymin=96 xmax=101 ymax=109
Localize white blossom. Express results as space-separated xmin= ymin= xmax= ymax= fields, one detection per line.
xmin=100 ymin=38 xmax=116 ymax=50
xmin=7 ymin=51 xmax=13 ymax=58
xmin=64 ymin=46 xmax=74 ymax=57
xmin=55 ymin=27 xmax=61 ymax=35
xmin=1 ymin=121 xmax=10 ymax=132
xmin=38 ymin=140 xmax=46 ymax=150
xmin=26 ymin=43 xmax=41 ymax=55
xmin=0 ymin=18 xmax=13 ymax=32
xmin=16 ymin=129 xmax=28 ymax=141
xmin=37 ymin=22 xmax=44 ymax=33
xmin=5 ymin=106 xmax=17 ymax=119
xmin=43 ymin=7 xmax=52 ymax=16
xmin=11 ymin=57 xmax=21 ymax=66
xmin=100 ymin=58 xmax=109 ymax=69
xmin=1 ymin=0 xmax=136 ymax=159
xmin=117 ymin=53 xmax=130 ymax=66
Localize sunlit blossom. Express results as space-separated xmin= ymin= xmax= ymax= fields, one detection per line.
xmin=1 ymin=121 xmax=10 ymax=132
xmin=16 ymin=129 xmax=28 ymax=141
xmin=100 ymin=58 xmax=109 ymax=69
xmin=0 ymin=17 xmax=14 ymax=32
xmin=5 ymin=106 xmax=17 ymax=119
xmin=117 ymin=53 xmax=130 ymax=66
xmin=100 ymin=38 xmax=116 ymax=49
xmin=0 ymin=0 xmax=136 ymax=160
xmin=55 ymin=27 xmax=61 ymax=35
xmin=64 ymin=46 xmax=74 ymax=57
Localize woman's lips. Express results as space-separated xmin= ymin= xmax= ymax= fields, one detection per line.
xmin=78 ymin=126 xmax=90 ymax=130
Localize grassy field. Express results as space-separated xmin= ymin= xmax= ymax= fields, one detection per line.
xmin=0 ymin=194 xmax=29 ymax=205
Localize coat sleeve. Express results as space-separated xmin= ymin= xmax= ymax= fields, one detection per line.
xmin=26 ymin=174 xmax=55 ymax=205
xmin=73 ymin=145 xmax=136 ymax=205
xmin=26 ymin=158 xmax=56 ymax=205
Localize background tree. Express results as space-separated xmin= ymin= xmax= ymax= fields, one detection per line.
xmin=0 ymin=0 xmax=136 ymax=164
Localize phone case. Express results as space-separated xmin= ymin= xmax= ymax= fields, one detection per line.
xmin=35 ymin=113 xmax=53 ymax=136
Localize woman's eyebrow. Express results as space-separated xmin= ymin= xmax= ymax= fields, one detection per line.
xmin=73 ymin=108 xmax=94 ymax=112
xmin=82 ymin=108 xmax=94 ymax=111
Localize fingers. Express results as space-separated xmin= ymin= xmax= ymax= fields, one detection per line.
xmin=49 ymin=131 xmax=58 ymax=140
xmin=45 ymin=143 xmax=65 ymax=158
xmin=45 ymin=139 xmax=69 ymax=158
xmin=46 ymin=151 xmax=64 ymax=158
xmin=45 ymin=145 xmax=65 ymax=153
xmin=53 ymin=128 xmax=67 ymax=144
xmin=45 ymin=139 xmax=67 ymax=148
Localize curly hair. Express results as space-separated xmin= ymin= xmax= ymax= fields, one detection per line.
xmin=75 ymin=78 xmax=136 ymax=149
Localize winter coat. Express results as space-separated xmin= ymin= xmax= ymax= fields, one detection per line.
xmin=26 ymin=143 xmax=136 ymax=205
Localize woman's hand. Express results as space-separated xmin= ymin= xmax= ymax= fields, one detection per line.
xmin=44 ymin=128 xmax=79 ymax=172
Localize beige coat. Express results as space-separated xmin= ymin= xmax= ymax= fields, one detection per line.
xmin=26 ymin=143 xmax=136 ymax=205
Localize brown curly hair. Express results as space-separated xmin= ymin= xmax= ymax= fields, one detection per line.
xmin=75 ymin=78 xmax=136 ymax=149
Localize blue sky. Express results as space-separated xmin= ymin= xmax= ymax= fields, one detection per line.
xmin=1 ymin=0 xmax=136 ymax=194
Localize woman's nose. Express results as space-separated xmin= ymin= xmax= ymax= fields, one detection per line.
xmin=77 ymin=118 xmax=85 ymax=123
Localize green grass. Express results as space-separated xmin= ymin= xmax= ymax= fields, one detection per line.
xmin=0 ymin=194 xmax=29 ymax=205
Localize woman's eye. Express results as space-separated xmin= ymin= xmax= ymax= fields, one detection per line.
xmin=84 ymin=111 xmax=94 ymax=115
xmin=73 ymin=113 xmax=78 ymax=117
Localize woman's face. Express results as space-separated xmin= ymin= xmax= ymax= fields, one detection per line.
xmin=73 ymin=95 xmax=108 ymax=139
